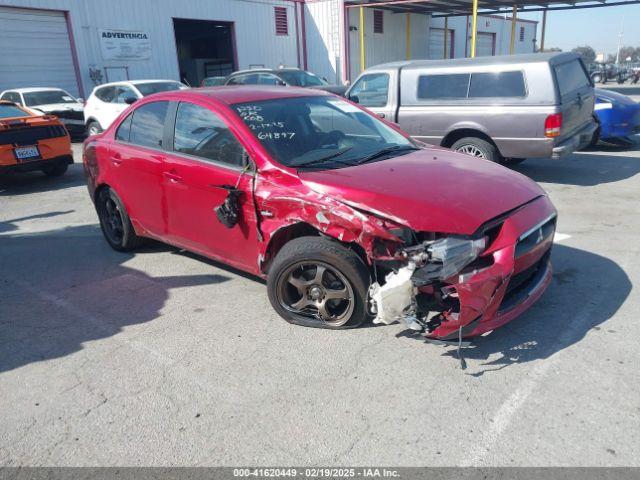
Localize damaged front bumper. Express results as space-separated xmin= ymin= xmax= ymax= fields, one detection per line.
xmin=370 ymin=196 xmax=556 ymax=340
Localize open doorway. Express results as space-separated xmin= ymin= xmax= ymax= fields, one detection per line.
xmin=173 ymin=18 xmax=237 ymax=87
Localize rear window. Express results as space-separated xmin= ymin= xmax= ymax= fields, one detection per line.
xmin=554 ymin=60 xmax=591 ymax=97
xmin=417 ymin=74 xmax=469 ymax=99
xmin=468 ymin=71 xmax=526 ymax=98
xmin=0 ymin=104 xmax=30 ymax=119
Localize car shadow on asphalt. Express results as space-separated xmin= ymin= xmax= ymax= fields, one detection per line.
xmin=403 ymin=243 xmax=631 ymax=375
xmin=0 ymin=163 xmax=86 ymax=196
xmin=0 ymin=224 xmax=231 ymax=374
xmin=511 ymin=145 xmax=640 ymax=186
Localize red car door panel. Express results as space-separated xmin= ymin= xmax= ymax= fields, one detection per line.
xmin=162 ymin=101 xmax=260 ymax=272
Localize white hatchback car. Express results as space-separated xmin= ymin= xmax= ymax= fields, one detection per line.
xmin=84 ymin=80 xmax=187 ymax=136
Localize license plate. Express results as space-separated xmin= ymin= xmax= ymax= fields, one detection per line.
xmin=14 ymin=146 xmax=40 ymax=161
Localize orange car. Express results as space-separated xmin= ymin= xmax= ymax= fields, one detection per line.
xmin=0 ymin=100 xmax=73 ymax=176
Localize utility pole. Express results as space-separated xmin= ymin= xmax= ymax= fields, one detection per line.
xmin=615 ymin=20 xmax=623 ymax=64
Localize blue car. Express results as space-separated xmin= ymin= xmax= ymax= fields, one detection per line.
xmin=592 ymin=88 xmax=640 ymax=145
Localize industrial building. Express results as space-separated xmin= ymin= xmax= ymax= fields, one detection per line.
xmin=0 ymin=0 xmax=537 ymax=98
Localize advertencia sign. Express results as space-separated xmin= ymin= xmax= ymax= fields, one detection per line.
xmin=99 ymin=29 xmax=151 ymax=60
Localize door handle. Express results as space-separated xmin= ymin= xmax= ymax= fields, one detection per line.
xmin=163 ymin=171 xmax=182 ymax=183
xmin=111 ymin=153 xmax=122 ymax=165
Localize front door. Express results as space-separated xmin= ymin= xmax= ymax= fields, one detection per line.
xmin=162 ymin=100 xmax=260 ymax=272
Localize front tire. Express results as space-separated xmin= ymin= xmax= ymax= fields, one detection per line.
xmin=267 ymin=236 xmax=371 ymax=329
xmin=451 ymin=137 xmax=501 ymax=162
xmin=96 ymin=187 xmax=144 ymax=252
xmin=86 ymin=121 xmax=103 ymax=137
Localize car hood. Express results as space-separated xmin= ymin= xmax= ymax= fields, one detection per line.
xmin=33 ymin=103 xmax=84 ymax=113
xmin=309 ymin=85 xmax=348 ymax=96
xmin=595 ymin=88 xmax=638 ymax=107
xmin=298 ymin=148 xmax=545 ymax=234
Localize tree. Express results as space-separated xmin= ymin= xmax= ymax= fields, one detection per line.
xmin=618 ymin=46 xmax=640 ymax=62
xmin=572 ymin=46 xmax=596 ymax=64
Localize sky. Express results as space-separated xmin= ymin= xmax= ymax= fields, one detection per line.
xmin=518 ymin=5 xmax=640 ymax=56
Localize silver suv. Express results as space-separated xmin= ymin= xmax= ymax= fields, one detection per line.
xmin=345 ymin=52 xmax=597 ymax=164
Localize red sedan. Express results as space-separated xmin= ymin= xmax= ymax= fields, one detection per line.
xmin=83 ymin=87 xmax=556 ymax=340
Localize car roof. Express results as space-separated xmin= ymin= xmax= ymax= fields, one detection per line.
xmin=149 ymin=85 xmax=330 ymax=105
xmin=370 ymin=52 xmax=579 ymax=71
xmin=95 ymin=79 xmax=182 ymax=88
xmin=229 ymin=68 xmax=305 ymax=76
xmin=5 ymin=87 xmax=67 ymax=93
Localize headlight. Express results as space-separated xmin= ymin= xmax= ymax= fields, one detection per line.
xmin=409 ymin=236 xmax=487 ymax=284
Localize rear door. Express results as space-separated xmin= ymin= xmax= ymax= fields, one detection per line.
xmin=553 ymin=58 xmax=594 ymax=139
xmin=109 ymin=100 xmax=170 ymax=237
xmin=162 ymin=100 xmax=260 ymax=272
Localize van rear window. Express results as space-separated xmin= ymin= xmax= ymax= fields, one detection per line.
xmin=554 ymin=60 xmax=591 ymax=97
xmin=468 ymin=71 xmax=526 ymax=98
xmin=417 ymin=74 xmax=469 ymax=99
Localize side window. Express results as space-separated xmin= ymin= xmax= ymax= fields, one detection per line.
xmin=226 ymin=75 xmax=244 ymax=85
xmin=554 ymin=59 xmax=591 ymax=97
xmin=348 ymin=73 xmax=389 ymax=107
xmin=1 ymin=92 xmax=21 ymax=104
xmin=468 ymin=71 xmax=526 ymax=98
xmin=128 ymin=101 xmax=169 ymax=149
xmin=115 ymin=113 xmax=133 ymax=142
xmin=95 ymin=86 xmax=115 ymax=103
xmin=258 ymin=74 xmax=282 ymax=85
xmin=417 ymin=74 xmax=470 ymax=100
xmin=173 ymin=102 xmax=245 ymax=167
xmin=113 ymin=86 xmax=137 ymax=104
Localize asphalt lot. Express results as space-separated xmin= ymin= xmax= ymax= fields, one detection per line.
xmin=1 ymin=140 xmax=639 ymax=467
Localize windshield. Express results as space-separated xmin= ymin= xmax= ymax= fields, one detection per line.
xmin=278 ymin=71 xmax=327 ymax=87
xmin=23 ymin=90 xmax=76 ymax=106
xmin=134 ymin=82 xmax=185 ymax=96
xmin=232 ymin=96 xmax=416 ymax=170
xmin=0 ymin=104 xmax=30 ymax=119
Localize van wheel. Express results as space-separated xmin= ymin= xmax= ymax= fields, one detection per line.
xmin=86 ymin=121 xmax=102 ymax=136
xmin=592 ymin=73 xmax=603 ymax=84
xmin=41 ymin=162 xmax=68 ymax=177
xmin=267 ymin=237 xmax=370 ymax=329
xmin=451 ymin=137 xmax=500 ymax=162
xmin=96 ymin=188 xmax=144 ymax=252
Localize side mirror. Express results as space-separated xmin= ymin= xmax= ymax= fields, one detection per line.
xmin=124 ymin=97 xmax=137 ymax=105
xmin=276 ymin=80 xmax=286 ymax=87
xmin=76 ymin=98 xmax=84 ymax=104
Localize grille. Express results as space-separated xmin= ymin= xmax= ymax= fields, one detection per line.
xmin=0 ymin=124 xmax=67 ymax=146
xmin=49 ymin=110 xmax=84 ymax=121
xmin=515 ymin=215 xmax=556 ymax=258
xmin=499 ymin=250 xmax=550 ymax=313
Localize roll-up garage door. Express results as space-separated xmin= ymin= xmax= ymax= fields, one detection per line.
xmin=475 ymin=32 xmax=496 ymax=57
xmin=0 ymin=7 xmax=79 ymax=95
xmin=428 ymin=28 xmax=454 ymax=59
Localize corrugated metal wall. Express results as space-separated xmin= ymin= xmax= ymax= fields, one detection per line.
xmin=0 ymin=0 xmax=300 ymax=96
xmin=304 ymin=0 xmax=345 ymax=84
xmin=429 ymin=15 xmax=537 ymax=58
xmin=347 ymin=8 xmax=430 ymax=81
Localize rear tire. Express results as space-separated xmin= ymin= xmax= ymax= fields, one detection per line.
xmin=267 ymin=236 xmax=371 ymax=329
xmin=86 ymin=121 xmax=103 ymax=137
xmin=41 ymin=162 xmax=68 ymax=177
xmin=451 ymin=137 xmax=501 ymax=162
xmin=96 ymin=187 xmax=144 ymax=252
